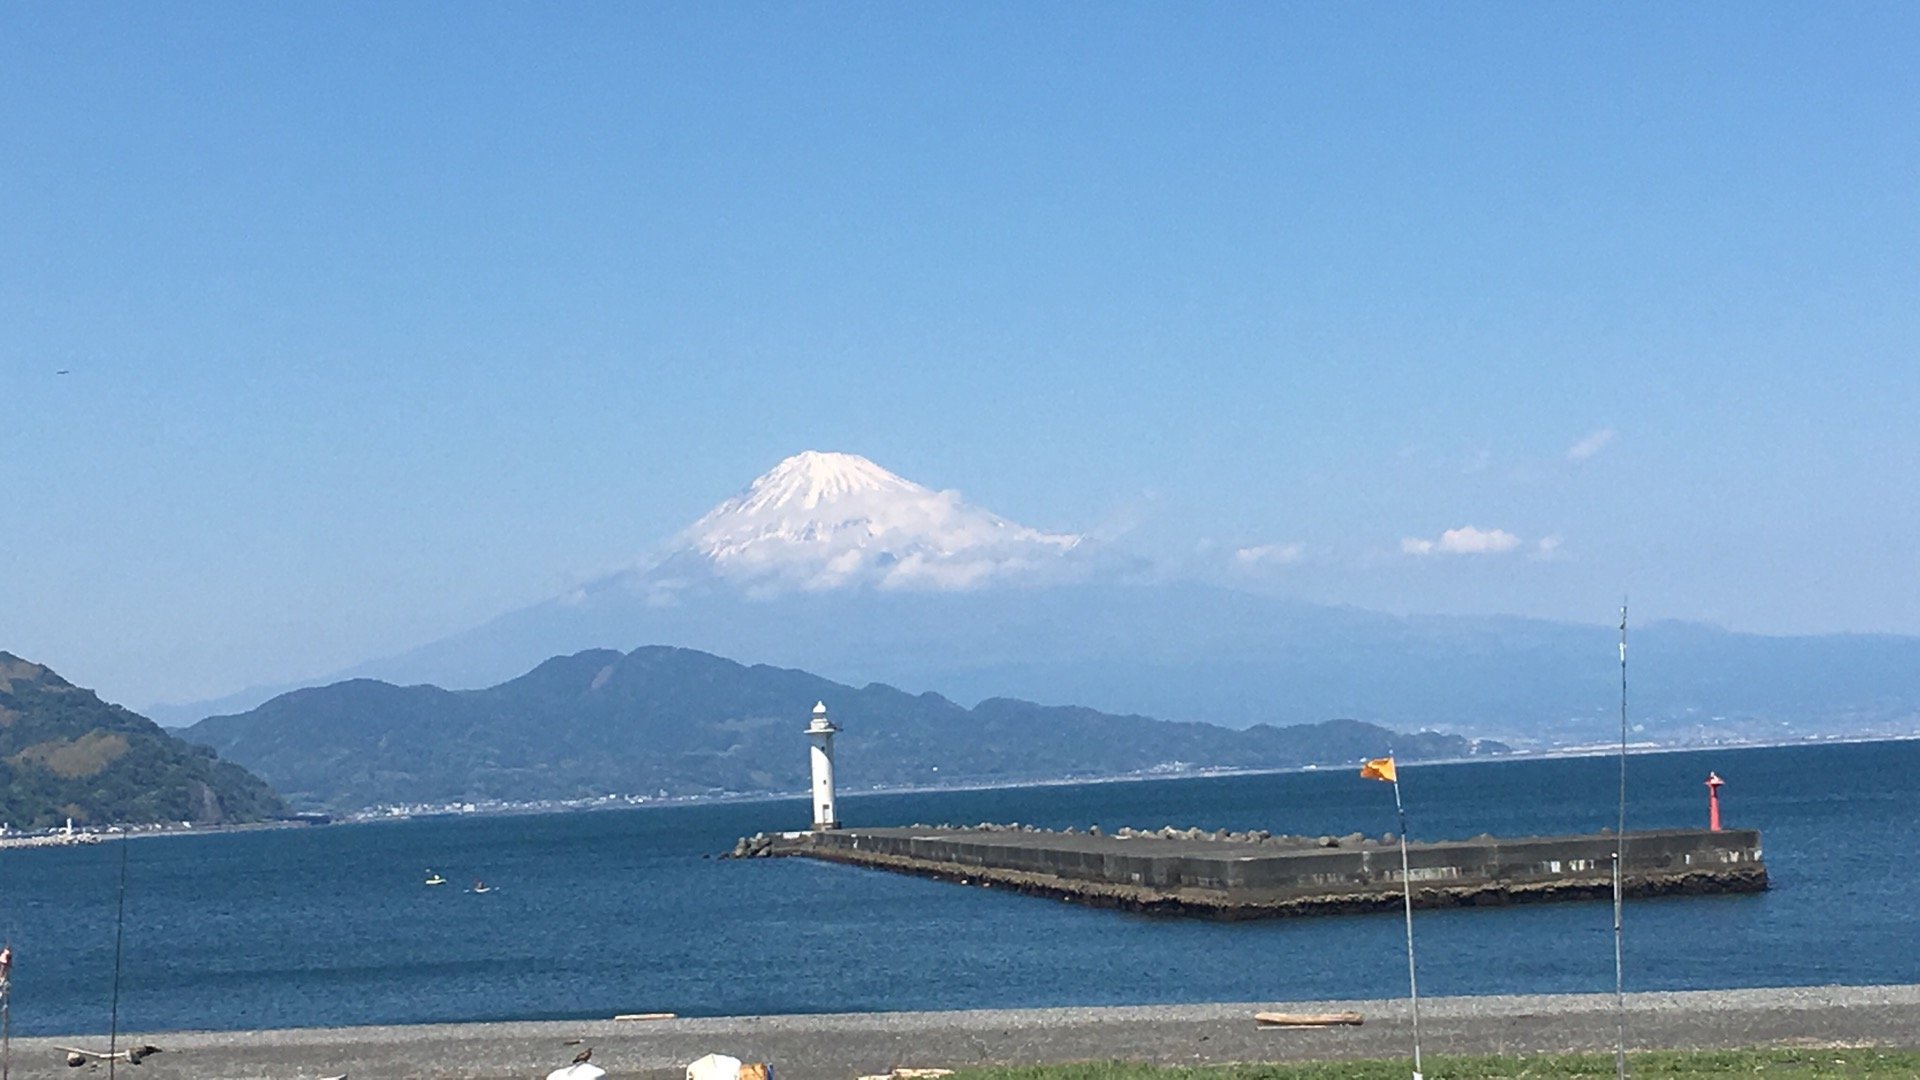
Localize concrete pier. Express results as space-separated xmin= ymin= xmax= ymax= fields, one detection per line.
xmin=750 ymin=825 xmax=1766 ymax=919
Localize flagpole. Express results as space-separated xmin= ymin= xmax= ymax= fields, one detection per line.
xmin=1392 ymin=767 xmax=1422 ymax=1080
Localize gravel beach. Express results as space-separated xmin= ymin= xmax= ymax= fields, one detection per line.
xmin=9 ymin=984 xmax=1918 ymax=1080
xmin=15 ymin=983 xmax=1920 ymax=1076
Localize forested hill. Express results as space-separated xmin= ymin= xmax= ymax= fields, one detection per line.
xmin=0 ymin=652 xmax=287 ymax=829
xmin=185 ymin=645 xmax=1500 ymax=811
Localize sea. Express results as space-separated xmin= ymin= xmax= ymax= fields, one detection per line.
xmin=2 ymin=739 xmax=1916 ymax=1036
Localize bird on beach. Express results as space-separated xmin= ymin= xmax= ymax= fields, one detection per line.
xmin=573 ymin=1047 xmax=594 ymax=1064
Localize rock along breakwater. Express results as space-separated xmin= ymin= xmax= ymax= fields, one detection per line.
xmin=731 ymin=823 xmax=1766 ymax=919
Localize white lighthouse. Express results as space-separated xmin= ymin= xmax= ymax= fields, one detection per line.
xmin=806 ymin=700 xmax=840 ymax=830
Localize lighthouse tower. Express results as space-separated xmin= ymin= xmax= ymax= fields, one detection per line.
xmin=806 ymin=701 xmax=840 ymax=830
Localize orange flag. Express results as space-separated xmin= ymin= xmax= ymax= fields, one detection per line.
xmin=1360 ymin=757 xmax=1397 ymax=782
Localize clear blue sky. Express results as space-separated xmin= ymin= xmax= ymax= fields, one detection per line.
xmin=3 ymin=4 xmax=1916 ymax=706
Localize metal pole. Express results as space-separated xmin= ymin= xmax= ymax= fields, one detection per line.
xmin=1393 ymin=773 xmax=1422 ymax=1080
xmin=1612 ymin=602 xmax=1629 ymax=1080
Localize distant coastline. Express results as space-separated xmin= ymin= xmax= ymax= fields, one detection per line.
xmin=0 ymin=816 xmax=321 ymax=850
xmin=9 ymin=732 xmax=1912 ymax=842
xmin=315 ymin=730 xmax=1920 ymax=825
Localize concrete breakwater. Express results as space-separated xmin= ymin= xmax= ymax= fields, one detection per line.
xmin=732 ymin=824 xmax=1766 ymax=919
xmin=0 ymin=831 xmax=104 ymax=849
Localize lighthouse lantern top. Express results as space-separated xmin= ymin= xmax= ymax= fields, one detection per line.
xmin=806 ymin=700 xmax=839 ymax=734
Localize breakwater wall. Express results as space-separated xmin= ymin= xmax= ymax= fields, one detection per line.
xmin=737 ymin=824 xmax=1766 ymax=919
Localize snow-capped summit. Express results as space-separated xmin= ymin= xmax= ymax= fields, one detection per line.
xmin=711 ymin=450 xmax=926 ymax=515
xmin=650 ymin=451 xmax=1085 ymax=594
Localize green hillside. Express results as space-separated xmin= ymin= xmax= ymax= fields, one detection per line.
xmin=187 ymin=645 xmax=1501 ymax=811
xmin=0 ymin=652 xmax=287 ymax=829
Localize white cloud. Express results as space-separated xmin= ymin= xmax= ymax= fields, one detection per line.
xmin=1439 ymin=526 xmax=1522 ymax=554
xmin=1234 ymin=542 xmax=1305 ymax=568
xmin=1567 ymin=427 xmax=1616 ymax=461
xmin=1530 ymin=535 xmax=1569 ymax=561
xmin=1402 ymin=525 xmax=1523 ymax=557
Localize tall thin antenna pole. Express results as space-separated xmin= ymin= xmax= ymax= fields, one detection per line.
xmin=2 ymin=832 xmax=10 ymax=1080
xmin=1 ymin=836 xmax=9 ymax=1080
xmin=2 ymin=937 xmax=12 ymax=1080
xmin=1392 ymin=767 xmax=1423 ymax=1080
xmin=108 ymin=838 xmax=129 ymax=1080
xmin=1612 ymin=601 xmax=1629 ymax=1080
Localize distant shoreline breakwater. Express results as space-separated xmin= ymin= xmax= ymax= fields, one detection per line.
xmin=733 ymin=823 xmax=1767 ymax=918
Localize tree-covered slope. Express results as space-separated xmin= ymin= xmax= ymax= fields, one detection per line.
xmin=186 ymin=645 xmax=1498 ymax=810
xmin=0 ymin=652 xmax=287 ymax=828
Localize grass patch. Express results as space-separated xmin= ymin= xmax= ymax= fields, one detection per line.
xmin=9 ymin=731 xmax=131 ymax=778
xmin=952 ymin=1048 xmax=1920 ymax=1079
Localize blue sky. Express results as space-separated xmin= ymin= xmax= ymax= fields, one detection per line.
xmin=3 ymin=4 xmax=1916 ymax=706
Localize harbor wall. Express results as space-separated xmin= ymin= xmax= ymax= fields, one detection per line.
xmin=759 ymin=826 xmax=1765 ymax=919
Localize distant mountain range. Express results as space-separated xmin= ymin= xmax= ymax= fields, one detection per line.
xmin=183 ymin=645 xmax=1496 ymax=812
xmin=0 ymin=652 xmax=285 ymax=829
xmin=152 ymin=452 xmax=1920 ymax=747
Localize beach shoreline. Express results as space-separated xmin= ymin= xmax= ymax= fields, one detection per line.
xmin=9 ymin=984 xmax=1919 ymax=1080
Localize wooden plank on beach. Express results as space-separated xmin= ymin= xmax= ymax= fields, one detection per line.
xmin=613 ymin=1011 xmax=677 ymax=1021
xmin=1254 ymin=1011 xmax=1364 ymax=1027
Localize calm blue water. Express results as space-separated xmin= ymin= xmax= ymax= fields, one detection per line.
xmin=2 ymin=740 xmax=1917 ymax=1035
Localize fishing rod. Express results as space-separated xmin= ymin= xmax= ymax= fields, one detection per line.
xmin=108 ymin=837 xmax=128 ymax=1080
xmin=1612 ymin=601 xmax=1628 ymax=1080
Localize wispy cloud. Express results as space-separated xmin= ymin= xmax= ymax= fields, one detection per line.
xmin=1402 ymin=525 xmax=1523 ymax=557
xmin=1567 ymin=427 xmax=1616 ymax=461
xmin=1234 ymin=542 xmax=1305 ymax=568
xmin=1530 ymin=535 xmax=1568 ymax=561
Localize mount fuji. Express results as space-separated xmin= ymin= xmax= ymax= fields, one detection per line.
xmin=157 ymin=452 xmax=1920 ymax=745
xmin=619 ymin=450 xmax=1091 ymax=597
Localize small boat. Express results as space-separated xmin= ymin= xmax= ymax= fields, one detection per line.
xmin=424 ymin=871 xmax=447 ymax=886
xmin=468 ymin=880 xmax=493 ymax=894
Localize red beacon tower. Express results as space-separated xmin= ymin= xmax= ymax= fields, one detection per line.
xmin=1705 ymin=772 xmax=1725 ymax=831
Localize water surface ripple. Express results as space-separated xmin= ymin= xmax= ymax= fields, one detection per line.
xmin=2 ymin=740 xmax=1914 ymax=1034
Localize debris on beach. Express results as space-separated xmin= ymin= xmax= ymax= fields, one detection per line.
xmin=1254 ymin=1011 xmax=1364 ymax=1027
xmin=857 ymin=1068 xmax=955 ymax=1080
xmin=56 ymin=1042 xmax=165 ymax=1066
